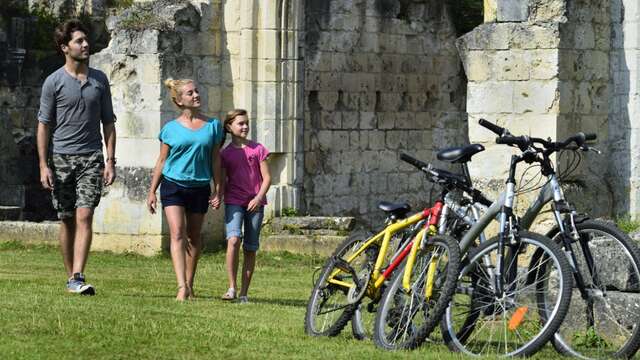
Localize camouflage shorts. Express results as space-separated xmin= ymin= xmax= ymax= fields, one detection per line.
xmin=51 ymin=151 xmax=105 ymax=219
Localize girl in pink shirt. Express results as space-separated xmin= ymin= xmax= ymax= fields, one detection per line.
xmin=218 ymin=109 xmax=271 ymax=303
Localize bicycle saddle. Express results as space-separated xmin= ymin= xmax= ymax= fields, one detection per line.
xmin=437 ymin=144 xmax=485 ymax=164
xmin=377 ymin=201 xmax=411 ymax=219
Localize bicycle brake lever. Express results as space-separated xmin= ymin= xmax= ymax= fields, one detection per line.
xmin=587 ymin=146 xmax=602 ymax=154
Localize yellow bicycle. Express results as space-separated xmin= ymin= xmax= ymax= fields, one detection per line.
xmin=305 ymin=155 xmax=462 ymax=350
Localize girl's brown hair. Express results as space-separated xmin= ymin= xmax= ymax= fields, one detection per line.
xmin=224 ymin=109 xmax=247 ymax=129
xmin=164 ymin=78 xmax=194 ymax=108
xmin=222 ymin=109 xmax=248 ymax=142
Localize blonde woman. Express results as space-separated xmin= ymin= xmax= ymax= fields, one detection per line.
xmin=146 ymin=78 xmax=224 ymax=301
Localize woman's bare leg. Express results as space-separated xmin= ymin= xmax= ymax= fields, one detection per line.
xmin=185 ymin=212 xmax=205 ymax=298
xmin=164 ymin=206 xmax=188 ymax=301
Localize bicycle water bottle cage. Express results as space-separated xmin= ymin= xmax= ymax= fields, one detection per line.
xmin=377 ymin=201 xmax=411 ymax=220
xmin=436 ymin=144 xmax=485 ymax=164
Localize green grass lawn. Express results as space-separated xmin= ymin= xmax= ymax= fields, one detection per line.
xmin=0 ymin=241 xmax=565 ymax=359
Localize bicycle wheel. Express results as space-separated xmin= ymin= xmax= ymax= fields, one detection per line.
xmin=547 ymin=220 xmax=640 ymax=359
xmin=352 ymin=300 xmax=376 ymax=340
xmin=351 ymin=229 xmax=414 ymax=340
xmin=373 ymin=234 xmax=460 ymax=350
xmin=441 ymin=231 xmax=573 ymax=356
xmin=304 ymin=231 xmax=376 ymax=336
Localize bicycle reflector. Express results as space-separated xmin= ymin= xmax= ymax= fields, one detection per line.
xmin=508 ymin=306 xmax=529 ymax=331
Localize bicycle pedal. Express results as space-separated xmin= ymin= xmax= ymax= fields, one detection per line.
xmin=332 ymin=257 xmax=356 ymax=275
xmin=367 ymin=302 xmax=377 ymax=313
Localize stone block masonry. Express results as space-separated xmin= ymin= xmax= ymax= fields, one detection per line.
xmin=303 ymin=0 xmax=467 ymax=226
xmin=90 ymin=0 xmax=225 ymax=252
xmin=460 ymin=0 xmax=618 ymax=220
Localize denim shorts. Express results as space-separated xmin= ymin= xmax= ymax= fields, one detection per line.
xmin=160 ymin=178 xmax=210 ymax=214
xmin=224 ymin=204 xmax=264 ymax=251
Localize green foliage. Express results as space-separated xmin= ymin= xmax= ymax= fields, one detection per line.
xmin=572 ymin=327 xmax=611 ymax=350
xmin=28 ymin=4 xmax=63 ymax=51
xmin=105 ymin=0 xmax=135 ymax=10
xmin=117 ymin=10 xmax=168 ymax=31
xmin=281 ymin=207 xmax=299 ymax=217
xmin=282 ymin=224 xmax=304 ymax=235
xmin=448 ymin=0 xmax=484 ymax=36
xmin=616 ymin=215 xmax=640 ymax=234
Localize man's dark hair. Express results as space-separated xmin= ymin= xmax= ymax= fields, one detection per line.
xmin=53 ymin=19 xmax=90 ymax=54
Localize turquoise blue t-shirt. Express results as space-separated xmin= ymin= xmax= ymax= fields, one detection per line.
xmin=159 ymin=118 xmax=224 ymax=188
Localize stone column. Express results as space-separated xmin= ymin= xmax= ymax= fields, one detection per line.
xmin=230 ymin=0 xmax=304 ymax=217
xmin=610 ymin=0 xmax=640 ymax=217
xmin=460 ymin=0 xmax=613 ymax=218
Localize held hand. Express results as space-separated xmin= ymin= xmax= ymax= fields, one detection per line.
xmin=147 ymin=192 xmax=157 ymax=214
xmin=103 ymin=163 xmax=116 ymax=186
xmin=40 ymin=166 xmax=54 ymax=190
xmin=209 ymin=193 xmax=221 ymax=209
xmin=247 ymin=195 xmax=263 ymax=212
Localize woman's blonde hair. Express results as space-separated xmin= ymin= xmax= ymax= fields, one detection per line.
xmin=164 ymin=78 xmax=194 ymax=108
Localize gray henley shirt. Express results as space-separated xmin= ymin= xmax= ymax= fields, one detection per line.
xmin=38 ymin=66 xmax=115 ymax=154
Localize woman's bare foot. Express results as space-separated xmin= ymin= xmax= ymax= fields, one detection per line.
xmin=176 ymin=285 xmax=188 ymax=301
xmin=187 ymin=287 xmax=195 ymax=300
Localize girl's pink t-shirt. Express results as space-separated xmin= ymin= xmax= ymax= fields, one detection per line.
xmin=220 ymin=141 xmax=270 ymax=206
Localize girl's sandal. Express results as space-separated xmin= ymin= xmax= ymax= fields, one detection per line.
xmin=221 ymin=288 xmax=236 ymax=300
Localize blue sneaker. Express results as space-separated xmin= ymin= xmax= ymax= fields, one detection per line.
xmin=66 ymin=273 xmax=96 ymax=295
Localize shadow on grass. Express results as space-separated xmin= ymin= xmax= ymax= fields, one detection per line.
xmin=248 ymin=297 xmax=307 ymax=308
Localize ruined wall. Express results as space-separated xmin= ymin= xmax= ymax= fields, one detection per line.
xmin=90 ymin=0 xmax=228 ymax=253
xmin=609 ymin=0 xmax=640 ymax=217
xmin=557 ymin=0 xmax=612 ymax=216
xmin=303 ymin=0 xmax=467 ymax=223
xmin=0 ymin=0 xmax=107 ymax=220
xmin=460 ymin=0 xmax=613 ymax=220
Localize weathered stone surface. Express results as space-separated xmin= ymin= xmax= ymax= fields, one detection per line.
xmin=269 ymin=216 xmax=354 ymax=232
xmin=0 ymin=221 xmax=59 ymax=245
xmin=528 ymin=0 xmax=566 ymax=23
xmin=497 ymin=0 xmax=528 ymax=22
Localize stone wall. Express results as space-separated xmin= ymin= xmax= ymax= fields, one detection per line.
xmin=460 ymin=0 xmax=614 ymax=219
xmin=90 ymin=0 xmax=228 ymax=253
xmin=609 ymin=0 xmax=640 ymax=217
xmin=303 ymin=0 xmax=467 ymax=224
xmin=0 ymin=0 xmax=107 ymax=220
xmin=558 ymin=0 xmax=612 ymax=216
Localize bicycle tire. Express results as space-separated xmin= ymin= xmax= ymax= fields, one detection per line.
xmin=351 ymin=229 xmax=415 ymax=341
xmin=304 ymin=231 xmax=374 ymax=337
xmin=441 ymin=231 xmax=573 ymax=356
xmin=373 ymin=234 xmax=460 ymax=350
xmin=544 ymin=220 xmax=640 ymax=359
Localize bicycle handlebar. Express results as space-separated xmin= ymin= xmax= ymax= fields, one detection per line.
xmin=479 ymin=118 xmax=506 ymax=136
xmin=400 ymin=153 xmax=430 ymax=170
xmin=495 ymin=135 xmax=530 ymax=149
xmin=478 ymin=119 xmax=597 ymax=153
xmin=401 ymin=153 xmax=466 ymax=185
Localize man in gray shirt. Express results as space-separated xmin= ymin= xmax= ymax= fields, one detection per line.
xmin=37 ymin=19 xmax=117 ymax=295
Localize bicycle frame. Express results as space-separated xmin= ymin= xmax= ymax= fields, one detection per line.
xmin=327 ymin=201 xmax=443 ymax=297
xmin=452 ymin=167 xmax=598 ymax=300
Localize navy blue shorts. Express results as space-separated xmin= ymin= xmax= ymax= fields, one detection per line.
xmin=160 ymin=178 xmax=210 ymax=214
